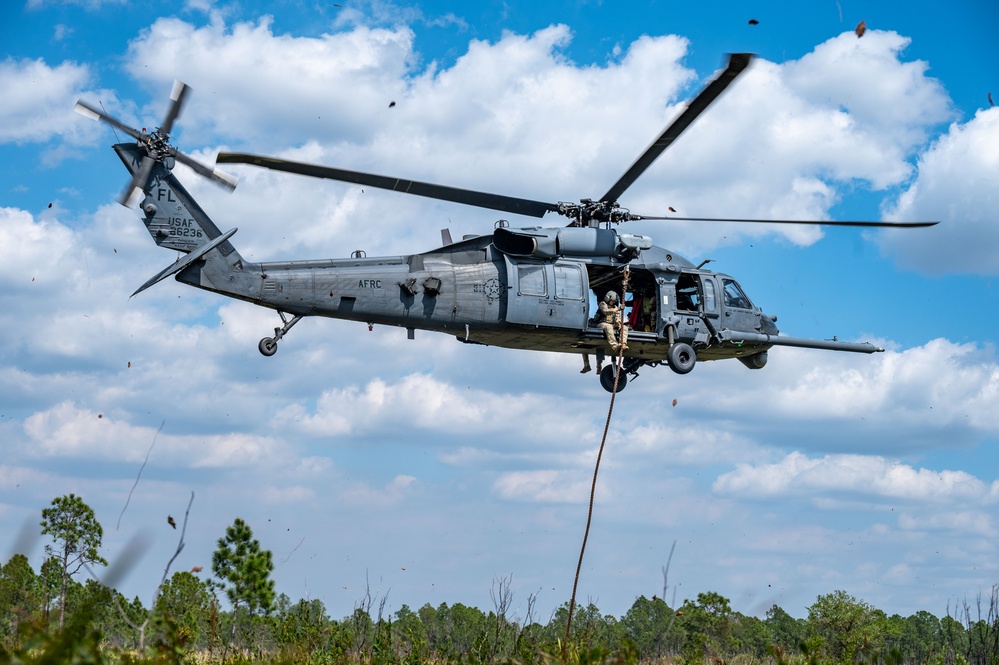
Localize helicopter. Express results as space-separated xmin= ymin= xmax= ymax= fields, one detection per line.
xmin=76 ymin=54 xmax=935 ymax=393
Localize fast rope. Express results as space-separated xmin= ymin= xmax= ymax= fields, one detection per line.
xmin=563 ymin=266 xmax=629 ymax=655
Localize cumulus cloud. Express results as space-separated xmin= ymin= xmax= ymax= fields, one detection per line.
xmin=714 ymin=452 xmax=993 ymax=505
xmin=124 ymin=17 xmax=417 ymax=147
xmin=782 ymin=31 xmax=953 ymax=155
xmin=20 ymin=401 xmax=290 ymax=469
xmin=703 ymin=339 xmax=999 ymax=453
xmin=0 ymin=207 xmax=76 ymax=287
xmin=273 ymin=372 xmax=597 ymax=447
xmin=880 ymin=107 xmax=999 ymax=275
xmin=0 ymin=57 xmax=117 ymax=152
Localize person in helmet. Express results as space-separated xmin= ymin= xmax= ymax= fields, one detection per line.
xmin=598 ymin=290 xmax=628 ymax=351
xmin=581 ymin=290 xmax=629 ymax=373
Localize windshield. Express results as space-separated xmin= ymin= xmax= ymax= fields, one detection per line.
xmin=722 ymin=278 xmax=752 ymax=309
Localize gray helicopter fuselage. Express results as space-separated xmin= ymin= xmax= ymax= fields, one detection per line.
xmin=176 ymin=224 xmax=777 ymax=364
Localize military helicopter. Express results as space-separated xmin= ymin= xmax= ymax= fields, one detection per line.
xmin=76 ymin=54 xmax=935 ymax=393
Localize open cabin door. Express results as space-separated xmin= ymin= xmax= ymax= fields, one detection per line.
xmin=504 ymin=257 xmax=589 ymax=329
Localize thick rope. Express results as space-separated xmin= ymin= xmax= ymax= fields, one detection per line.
xmin=563 ymin=268 xmax=629 ymax=655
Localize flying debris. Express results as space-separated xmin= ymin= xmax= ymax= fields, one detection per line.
xmin=668 ymin=206 xmax=677 ymax=212
xmin=167 ymin=515 xmax=176 ymax=529
xmin=389 ymin=101 xmax=396 ymax=108
xmin=672 ymin=399 xmax=678 ymax=407
xmin=855 ymin=20 xmax=867 ymax=37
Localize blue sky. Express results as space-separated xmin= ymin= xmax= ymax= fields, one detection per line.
xmin=2 ymin=0 xmax=999 ymax=625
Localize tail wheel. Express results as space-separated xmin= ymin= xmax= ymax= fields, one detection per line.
xmin=667 ymin=342 xmax=696 ymax=374
xmin=258 ymin=337 xmax=278 ymax=356
xmin=599 ymin=364 xmax=628 ymax=393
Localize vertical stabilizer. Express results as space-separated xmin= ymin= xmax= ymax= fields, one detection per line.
xmin=113 ymin=143 xmax=241 ymax=263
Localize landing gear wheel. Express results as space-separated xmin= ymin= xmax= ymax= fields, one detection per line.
xmin=667 ymin=342 xmax=696 ymax=374
xmin=599 ymin=364 xmax=628 ymax=393
xmin=258 ymin=337 xmax=278 ymax=357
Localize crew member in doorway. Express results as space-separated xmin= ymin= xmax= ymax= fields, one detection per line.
xmin=581 ymin=290 xmax=628 ymax=373
xmin=598 ymin=290 xmax=628 ymax=353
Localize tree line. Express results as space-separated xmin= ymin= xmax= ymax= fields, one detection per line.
xmin=2 ymin=493 xmax=998 ymax=664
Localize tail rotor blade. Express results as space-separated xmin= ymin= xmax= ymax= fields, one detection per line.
xmin=159 ymin=80 xmax=189 ymax=137
xmin=118 ymin=155 xmax=156 ymax=207
xmin=74 ymin=100 xmax=146 ymax=142
xmin=173 ymin=150 xmax=238 ymax=191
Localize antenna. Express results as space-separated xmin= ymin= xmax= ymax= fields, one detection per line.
xmin=99 ymin=101 xmax=122 ymax=143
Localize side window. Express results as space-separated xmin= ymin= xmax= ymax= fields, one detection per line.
xmin=722 ymin=278 xmax=751 ymax=309
xmin=518 ymin=264 xmax=546 ymax=296
xmin=553 ymin=264 xmax=583 ymax=300
xmin=702 ymin=278 xmax=717 ymax=311
xmin=676 ymin=274 xmax=700 ymax=310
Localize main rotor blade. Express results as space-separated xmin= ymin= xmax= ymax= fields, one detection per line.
xmin=74 ymin=100 xmax=146 ymax=142
xmin=159 ymin=80 xmax=190 ymax=137
xmin=600 ymin=53 xmax=753 ymax=204
xmin=217 ymin=153 xmax=560 ymax=219
xmin=636 ymin=215 xmax=939 ymax=228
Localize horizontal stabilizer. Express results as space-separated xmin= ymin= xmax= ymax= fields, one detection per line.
xmin=131 ymin=227 xmax=237 ymax=297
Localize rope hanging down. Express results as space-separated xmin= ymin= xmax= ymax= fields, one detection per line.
xmin=564 ymin=267 xmax=630 ymax=653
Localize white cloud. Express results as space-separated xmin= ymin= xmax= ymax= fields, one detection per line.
xmin=0 ymin=207 xmax=76 ymax=287
xmin=714 ymin=451 xmax=992 ymax=504
xmin=705 ymin=339 xmax=999 ymax=451
xmin=0 ymin=57 xmax=109 ymax=147
xmin=782 ymin=31 xmax=953 ymax=154
xmin=493 ymin=469 xmax=591 ymax=503
xmin=898 ymin=510 xmax=996 ymax=536
xmin=880 ymin=107 xmax=999 ymax=275
xmin=273 ymin=372 xmax=598 ymax=447
xmin=20 ymin=401 xmax=290 ymax=469
xmin=620 ymin=422 xmax=763 ymax=466
xmin=124 ymin=17 xmax=417 ymax=147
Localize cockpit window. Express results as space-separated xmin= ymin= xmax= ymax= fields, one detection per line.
xmin=722 ymin=278 xmax=752 ymax=309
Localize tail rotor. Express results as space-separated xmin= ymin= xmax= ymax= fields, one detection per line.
xmin=75 ymin=80 xmax=237 ymax=207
